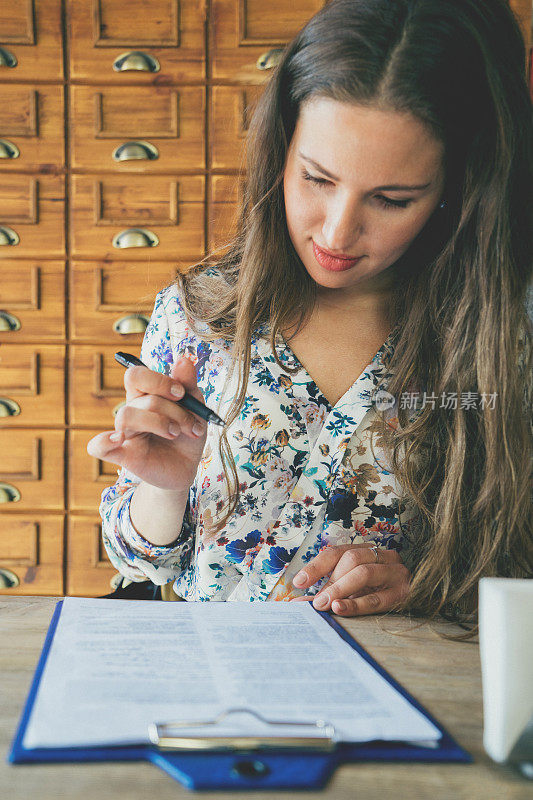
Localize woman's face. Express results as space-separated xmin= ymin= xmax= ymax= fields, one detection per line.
xmin=283 ymin=96 xmax=446 ymax=302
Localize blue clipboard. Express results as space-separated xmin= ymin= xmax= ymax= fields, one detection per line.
xmin=7 ymin=599 xmax=472 ymax=790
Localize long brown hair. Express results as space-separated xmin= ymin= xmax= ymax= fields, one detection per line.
xmin=173 ymin=0 xmax=532 ymax=636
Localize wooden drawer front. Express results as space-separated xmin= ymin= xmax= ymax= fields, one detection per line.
xmin=0 ymin=344 xmax=65 ymax=426
xmin=211 ymin=0 xmax=324 ymax=81
xmin=0 ymin=0 xmax=63 ymax=82
xmin=211 ymin=85 xmax=264 ymax=170
xmin=209 ymin=174 xmax=242 ymax=251
xmin=0 ymin=175 xmax=65 ymax=258
xmin=0 ymin=514 xmax=63 ymax=595
xmin=69 ymin=429 xmax=123 ymax=512
xmin=0 ymin=429 xmax=64 ymax=511
xmin=0 ymin=261 xmax=65 ymax=341
xmin=69 ymin=345 xmax=128 ymax=427
xmin=70 ymin=85 xmax=206 ymax=173
xmin=70 ymin=174 xmax=205 ymax=259
xmin=0 ymin=86 xmax=64 ymax=172
xmin=67 ymin=0 xmax=205 ymax=83
xmin=70 ymin=261 xmax=190 ymax=342
xmin=67 ymin=515 xmax=117 ymax=596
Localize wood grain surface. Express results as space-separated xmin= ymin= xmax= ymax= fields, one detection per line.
xmin=1 ymin=596 xmax=530 ymax=799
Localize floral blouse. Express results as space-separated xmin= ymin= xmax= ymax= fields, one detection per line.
xmin=99 ymin=280 xmax=421 ymax=602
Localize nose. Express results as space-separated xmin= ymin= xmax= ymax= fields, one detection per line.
xmin=321 ymin=195 xmax=363 ymax=254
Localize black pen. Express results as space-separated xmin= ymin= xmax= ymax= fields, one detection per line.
xmin=114 ymin=351 xmax=226 ymax=427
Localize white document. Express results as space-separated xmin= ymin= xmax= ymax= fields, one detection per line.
xmin=22 ymin=597 xmax=441 ymax=749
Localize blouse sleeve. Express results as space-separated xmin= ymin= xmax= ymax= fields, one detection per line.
xmin=99 ymin=286 xmax=196 ymax=585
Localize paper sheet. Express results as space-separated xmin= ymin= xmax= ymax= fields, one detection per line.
xmin=22 ymin=597 xmax=441 ymax=749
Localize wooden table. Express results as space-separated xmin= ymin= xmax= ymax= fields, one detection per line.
xmin=0 ymin=595 xmax=529 ymax=799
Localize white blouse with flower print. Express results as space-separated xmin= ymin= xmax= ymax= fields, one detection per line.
xmin=99 ymin=280 xmax=421 ymax=602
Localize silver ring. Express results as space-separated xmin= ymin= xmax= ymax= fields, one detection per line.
xmin=369 ymin=545 xmax=381 ymax=563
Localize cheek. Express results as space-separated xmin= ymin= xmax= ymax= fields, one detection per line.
xmin=374 ymin=207 xmax=434 ymax=253
xmin=284 ymin=178 xmax=318 ymax=236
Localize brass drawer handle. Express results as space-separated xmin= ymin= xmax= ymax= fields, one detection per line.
xmin=0 ymin=139 xmax=19 ymax=159
xmin=0 ymin=226 xmax=19 ymax=246
xmin=112 ymin=228 xmax=159 ymax=249
xmin=0 ymin=398 xmax=21 ymax=417
xmin=0 ymin=311 xmax=21 ymax=331
xmin=0 ymin=47 xmax=17 ymax=68
xmin=113 ymin=314 xmax=150 ymax=334
xmin=112 ymin=141 xmax=159 ymax=162
xmin=112 ymin=400 xmax=126 ymax=417
xmin=0 ymin=483 xmax=21 ymax=503
xmin=0 ymin=568 xmax=20 ymax=589
xmin=256 ymin=48 xmax=284 ymax=70
xmin=113 ymin=51 xmax=160 ymax=73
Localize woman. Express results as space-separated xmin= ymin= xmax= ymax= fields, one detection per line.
xmin=88 ymin=0 xmax=532 ymax=634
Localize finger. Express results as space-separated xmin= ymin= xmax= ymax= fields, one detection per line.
xmin=123 ymin=356 xmax=202 ymax=405
xmin=328 ymin=545 xmax=398 ymax=586
xmin=289 ymin=596 xmax=314 ymax=602
xmin=127 ymin=394 xmax=205 ymax=439
xmin=292 ymin=545 xmax=356 ymax=590
xmin=312 ymin=563 xmax=394 ymax=611
xmin=115 ymin=402 xmax=202 ymax=441
xmin=331 ymin=584 xmax=410 ymax=617
xmin=86 ymin=430 xmax=129 ymax=463
xmin=170 ymin=355 xmax=204 ymax=400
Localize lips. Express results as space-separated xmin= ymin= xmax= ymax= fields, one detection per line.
xmin=312 ymin=241 xmax=363 ymax=272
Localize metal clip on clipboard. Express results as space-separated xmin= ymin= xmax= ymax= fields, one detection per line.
xmin=148 ymin=707 xmax=337 ymax=752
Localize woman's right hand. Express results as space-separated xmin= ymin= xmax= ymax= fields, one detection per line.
xmin=86 ymin=356 xmax=208 ymax=491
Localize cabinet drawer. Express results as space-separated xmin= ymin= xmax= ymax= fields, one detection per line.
xmin=67 ymin=0 xmax=205 ymax=83
xmin=70 ymin=261 xmax=190 ymax=342
xmin=67 ymin=515 xmax=117 ymax=597
xmin=0 ymin=261 xmax=65 ymax=341
xmin=0 ymin=0 xmax=63 ymax=82
xmin=211 ymin=0 xmax=324 ymax=82
xmin=69 ymin=345 xmax=127 ymax=426
xmin=0 ymin=344 xmax=65 ymax=426
xmin=211 ymin=85 xmax=264 ymax=170
xmin=208 ymin=175 xmax=242 ymax=252
xmin=70 ymin=85 xmax=206 ymax=173
xmin=70 ymin=174 xmax=205 ymax=259
xmin=0 ymin=429 xmax=64 ymax=511
xmin=0 ymin=86 xmax=64 ymax=172
xmin=0 ymin=514 xmax=63 ymax=596
xmin=69 ymin=429 xmax=123 ymax=513
xmin=0 ymin=175 xmax=65 ymax=258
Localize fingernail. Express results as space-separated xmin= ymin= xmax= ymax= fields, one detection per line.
xmin=110 ymin=432 xmax=123 ymax=443
xmin=171 ymin=384 xmax=184 ymax=398
xmin=313 ymin=594 xmax=329 ymax=609
xmin=192 ymin=422 xmax=204 ymax=437
xmin=292 ymin=572 xmax=307 ymax=587
xmin=168 ymin=422 xmax=181 ymax=436
xmin=333 ymin=601 xmax=346 ymax=613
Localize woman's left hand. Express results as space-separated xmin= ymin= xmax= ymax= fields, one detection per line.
xmin=290 ymin=543 xmax=411 ymax=616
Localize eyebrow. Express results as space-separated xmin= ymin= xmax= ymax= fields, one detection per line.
xmin=298 ymin=151 xmax=432 ymax=191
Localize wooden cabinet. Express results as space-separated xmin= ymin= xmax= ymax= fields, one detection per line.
xmin=0 ymin=0 xmax=63 ymax=82
xmin=67 ymin=0 xmax=206 ymax=83
xmin=1 ymin=0 xmax=530 ymax=597
xmin=0 ymin=515 xmax=64 ymax=596
xmin=0 ymin=345 xmax=65 ymax=426
xmin=0 ymin=85 xmax=65 ymax=172
xmin=0 ymin=262 xmax=65 ymax=340
xmin=70 ymin=174 xmax=205 ymax=258
xmin=69 ymin=85 xmax=206 ymax=172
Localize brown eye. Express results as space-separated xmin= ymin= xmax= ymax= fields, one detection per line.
xmin=376 ymin=195 xmax=412 ymax=210
xmin=301 ymin=168 xmax=329 ymax=187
